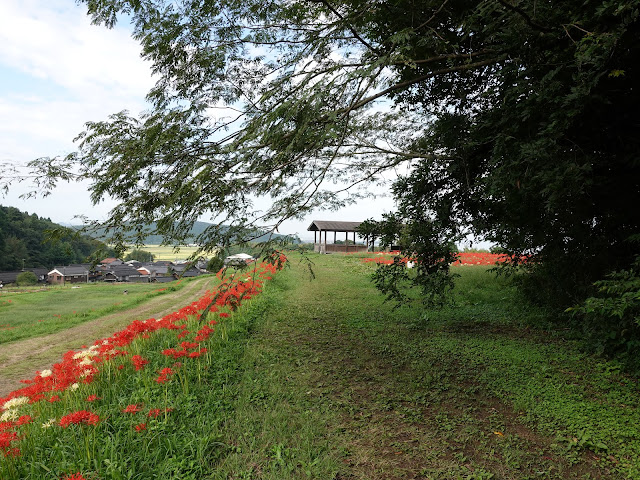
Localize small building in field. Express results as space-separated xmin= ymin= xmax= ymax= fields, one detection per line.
xmin=47 ymin=265 xmax=94 ymax=285
xmin=307 ymin=220 xmax=369 ymax=254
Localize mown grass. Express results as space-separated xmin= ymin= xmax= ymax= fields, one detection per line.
xmin=0 ymin=281 xmax=190 ymax=344
xmin=213 ymin=254 xmax=639 ymax=479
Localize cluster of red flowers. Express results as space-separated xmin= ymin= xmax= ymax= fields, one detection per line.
xmin=155 ymin=367 xmax=174 ymax=384
xmin=147 ymin=408 xmax=173 ymax=418
xmin=58 ymin=410 xmax=100 ymax=428
xmin=61 ymin=473 xmax=88 ymax=480
xmin=131 ymin=355 xmax=149 ymax=371
xmin=0 ymin=430 xmax=20 ymax=457
xmin=0 ymin=255 xmax=287 ymax=460
xmin=362 ymin=251 xmax=509 ymax=266
xmin=454 ymin=252 xmax=506 ymax=265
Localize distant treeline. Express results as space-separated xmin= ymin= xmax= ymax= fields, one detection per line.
xmin=0 ymin=206 xmax=109 ymax=270
xmin=71 ymin=220 xmax=301 ymax=245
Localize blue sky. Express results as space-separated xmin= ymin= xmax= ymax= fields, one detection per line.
xmin=0 ymin=0 xmax=400 ymax=242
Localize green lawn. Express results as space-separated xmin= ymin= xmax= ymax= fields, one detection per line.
xmin=212 ymin=253 xmax=638 ymax=479
xmin=0 ymin=281 xmax=185 ymax=344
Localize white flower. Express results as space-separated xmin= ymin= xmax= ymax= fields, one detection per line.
xmin=2 ymin=396 xmax=29 ymax=410
xmin=42 ymin=418 xmax=56 ymax=429
xmin=69 ymin=383 xmax=79 ymax=391
xmin=79 ymin=357 xmax=93 ymax=366
xmin=1 ymin=409 xmax=19 ymax=422
xmin=40 ymin=369 xmax=53 ymax=378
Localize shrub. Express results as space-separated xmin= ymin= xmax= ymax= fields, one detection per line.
xmin=570 ymin=255 xmax=640 ymax=371
xmin=16 ymin=271 xmax=38 ymax=286
xmin=206 ymin=256 xmax=224 ymax=273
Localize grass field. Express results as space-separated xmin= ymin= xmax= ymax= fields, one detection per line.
xmin=1 ymin=253 xmax=638 ymax=479
xmin=0 ymin=281 xmax=186 ymax=344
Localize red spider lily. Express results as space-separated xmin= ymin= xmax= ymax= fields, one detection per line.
xmin=16 ymin=415 xmax=32 ymax=426
xmin=188 ymin=348 xmax=207 ymax=358
xmin=61 ymin=473 xmax=88 ymax=480
xmin=1 ymin=431 xmax=20 ymax=456
xmin=0 ymin=422 xmax=13 ymax=432
xmin=122 ymin=404 xmax=142 ymax=414
xmin=180 ymin=341 xmax=199 ymax=350
xmin=48 ymin=395 xmax=61 ymax=403
xmin=219 ymin=312 xmax=229 ymax=318
xmin=131 ymin=355 xmax=149 ymax=371
xmin=59 ymin=410 xmax=100 ymax=428
xmin=134 ymin=423 xmax=147 ymax=432
xmin=86 ymin=395 xmax=101 ymax=402
xmin=194 ymin=325 xmax=214 ymax=341
xmin=147 ymin=408 xmax=173 ymax=418
xmin=155 ymin=368 xmax=174 ymax=384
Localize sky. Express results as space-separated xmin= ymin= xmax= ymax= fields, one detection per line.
xmin=0 ymin=0 xmax=399 ymax=242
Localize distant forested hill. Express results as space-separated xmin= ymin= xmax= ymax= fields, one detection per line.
xmin=71 ymin=221 xmax=300 ymax=245
xmin=0 ymin=206 xmax=109 ymax=270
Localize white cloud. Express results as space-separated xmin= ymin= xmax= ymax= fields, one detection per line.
xmin=0 ymin=0 xmax=154 ymax=101
xmin=0 ymin=0 xmax=155 ymax=160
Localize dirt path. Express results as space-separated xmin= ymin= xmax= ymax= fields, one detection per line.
xmin=0 ymin=277 xmax=214 ymax=397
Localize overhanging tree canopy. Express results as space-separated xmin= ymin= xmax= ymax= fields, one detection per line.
xmin=15 ymin=0 xmax=640 ymax=305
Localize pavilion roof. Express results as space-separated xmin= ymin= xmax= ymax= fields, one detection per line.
xmin=307 ymin=220 xmax=362 ymax=232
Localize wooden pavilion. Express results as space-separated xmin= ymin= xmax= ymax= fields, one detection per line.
xmin=307 ymin=220 xmax=370 ymax=254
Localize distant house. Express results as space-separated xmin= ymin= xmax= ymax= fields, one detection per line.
xmin=171 ymin=262 xmax=201 ymax=278
xmin=143 ymin=263 xmax=172 ymax=279
xmin=48 ymin=265 xmax=93 ymax=285
xmin=137 ymin=266 xmax=151 ymax=276
xmin=224 ymin=253 xmax=254 ymax=267
xmin=103 ymin=264 xmax=146 ymax=282
xmin=101 ymin=258 xmax=124 ymax=266
xmin=0 ymin=268 xmax=49 ymax=285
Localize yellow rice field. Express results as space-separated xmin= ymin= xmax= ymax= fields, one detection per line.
xmin=124 ymin=245 xmax=218 ymax=261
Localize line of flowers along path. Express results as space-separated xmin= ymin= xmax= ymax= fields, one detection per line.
xmin=362 ymin=251 xmax=509 ymax=266
xmin=0 ymin=253 xmax=286 ymax=480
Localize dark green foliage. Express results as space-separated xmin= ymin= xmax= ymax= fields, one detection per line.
xmin=361 ymin=214 xmax=459 ymax=306
xmin=15 ymin=271 xmax=38 ymax=286
xmin=206 ymin=255 xmax=224 ymax=273
xmin=124 ymin=248 xmax=155 ymax=262
xmin=570 ymin=255 xmax=640 ymax=369
xmin=0 ymin=205 xmax=107 ymax=270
